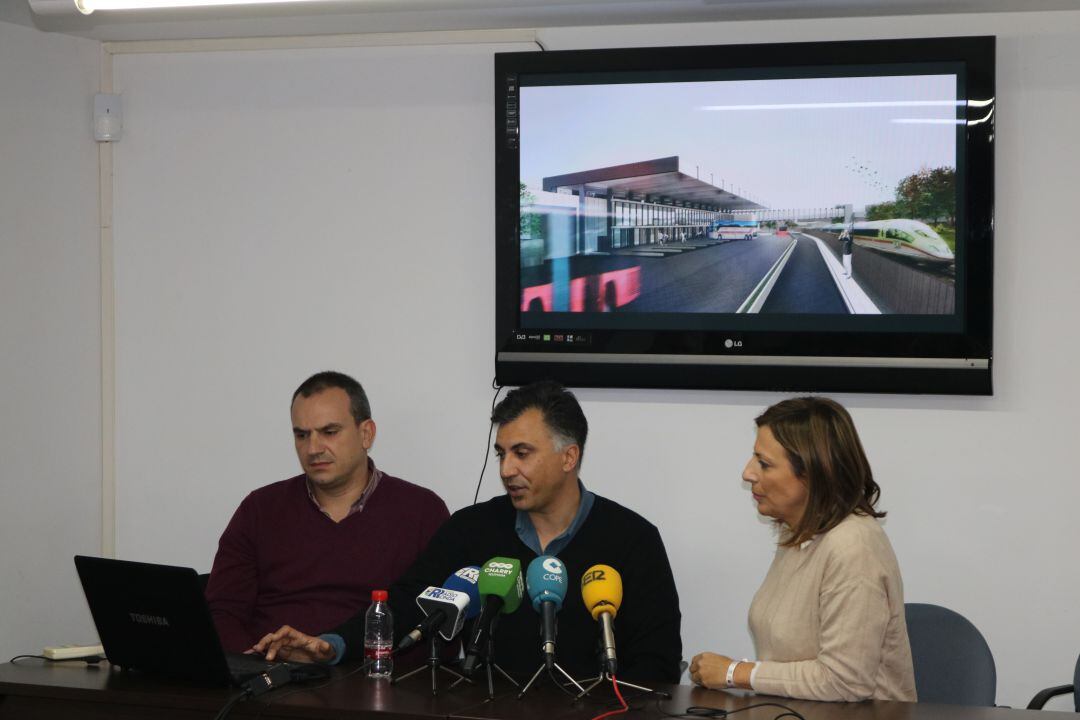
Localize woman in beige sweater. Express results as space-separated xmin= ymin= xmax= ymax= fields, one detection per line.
xmin=689 ymin=397 xmax=916 ymax=702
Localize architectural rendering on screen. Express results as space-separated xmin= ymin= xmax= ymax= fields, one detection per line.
xmin=518 ymin=74 xmax=960 ymax=323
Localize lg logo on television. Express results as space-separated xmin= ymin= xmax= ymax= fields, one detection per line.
xmin=724 ymin=339 xmax=743 ymax=349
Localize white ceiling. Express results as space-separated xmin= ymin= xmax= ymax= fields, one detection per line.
xmin=5 ymin=0 xmax=1078 ymax=42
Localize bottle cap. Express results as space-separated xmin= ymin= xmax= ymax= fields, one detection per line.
xmin=371 ymin=590 xmax=388 ymax=602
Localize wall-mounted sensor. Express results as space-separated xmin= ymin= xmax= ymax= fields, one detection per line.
xmin=93 ymin=93 xmax=122 ymax=142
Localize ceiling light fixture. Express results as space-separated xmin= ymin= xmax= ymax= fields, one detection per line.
xmin=74 ymin=0 xmax=327 ymax=15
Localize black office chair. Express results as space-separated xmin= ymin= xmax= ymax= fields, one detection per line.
xmin=1027 ymin=654 xmax=1080 ymax=711
xmin=905 ymin=603 xmax=996 ymax=706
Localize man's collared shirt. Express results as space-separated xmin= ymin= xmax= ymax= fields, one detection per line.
xmin=514 ymin=481 xmax=595 ymax=556
xmin=305 ymin=458 xmax=382 ymax=521
xmin=313 ymin=459 xmax=383 ymax=665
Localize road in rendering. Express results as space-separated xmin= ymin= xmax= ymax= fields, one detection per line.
xmin=759 ymin=234 xmax=847 ymax=313
xmin=623 ymin=232 xmax=848 ymax=314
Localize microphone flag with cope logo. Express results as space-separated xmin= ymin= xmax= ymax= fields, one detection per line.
xmin=526 ymin=555 xmax=567 ymax=611
xmin=527 ymin=555 xmax=568 ymax=670
xmin=581 ymin=564 xmax=622 ymax=620
xmin=477 ymin=557 xmax=524 ymax=613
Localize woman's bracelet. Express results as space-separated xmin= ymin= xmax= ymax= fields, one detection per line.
xmin=725 ymin=659 xmax=744 ymax=688
xmin=725 ymin=660 xmax=751 ymax=686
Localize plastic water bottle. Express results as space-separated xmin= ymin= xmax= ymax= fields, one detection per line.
xmin=364 ymin=590 xmax=393 ymax=678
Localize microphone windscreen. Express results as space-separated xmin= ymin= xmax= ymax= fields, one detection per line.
xmin=415 ymin=585 xmax=471 ymax=640
xmin=443 ymin=566 xmax=482 ymax=620
xmin=581 ymin=564 xmax=622 ymax=620
xmin=477 ymin=557 xmax=524 ymax=614
xmin=526 ymin=555 xmax=568 ymax=612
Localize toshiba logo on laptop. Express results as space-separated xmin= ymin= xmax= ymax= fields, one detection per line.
xmin=129 ymin=612 xmax=170 ymax=627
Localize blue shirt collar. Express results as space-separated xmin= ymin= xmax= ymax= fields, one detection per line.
xmin=514 ymin=480 xmax=595 ymax=557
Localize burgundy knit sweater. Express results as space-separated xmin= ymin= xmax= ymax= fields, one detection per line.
xmin=205 ymin=472 xmax=449 ymax=653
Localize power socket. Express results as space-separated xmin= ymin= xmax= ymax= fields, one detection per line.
xmin=42 ymin=644 xmax=104 ymax=661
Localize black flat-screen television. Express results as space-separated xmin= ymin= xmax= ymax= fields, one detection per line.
xmin=494 ymin=36 xmax=994 ymax=394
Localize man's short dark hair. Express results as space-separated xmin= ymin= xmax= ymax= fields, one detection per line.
xmin=292 ymin=371 xmax=371 ymax=424
xmin=491 ymin=380 xmax=587 ymax=463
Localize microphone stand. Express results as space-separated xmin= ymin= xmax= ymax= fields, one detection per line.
xmin=517 ymin=602 xmax=583 ymax=699
xmin=576 ymin=616 xmax=661 ymax=701
xmin=575 ymin=670 xmax=656 ymax=700
xmin=451 ymin=616 xmax=518 ymax=700
xmin=517 ymin=659 xmax=584 ymax=700
xmin=390 ymin=634 xmax=471 ymax=696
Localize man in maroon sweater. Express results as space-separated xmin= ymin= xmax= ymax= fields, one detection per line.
xmin=205 ymin=371 xmax=450 ymax=653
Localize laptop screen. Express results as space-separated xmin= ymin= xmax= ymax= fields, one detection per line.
xmin=74 ymin=555 xmax=233 ymax=684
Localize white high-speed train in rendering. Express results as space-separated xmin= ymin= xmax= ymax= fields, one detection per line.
xmin=820 ymin=219 xmax=954 ymax=264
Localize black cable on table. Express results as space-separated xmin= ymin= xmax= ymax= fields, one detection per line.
xmin=9 ymin=654 xmax=103 ymax=665
xmin=654 ymin=697 xmax=807 ymax=720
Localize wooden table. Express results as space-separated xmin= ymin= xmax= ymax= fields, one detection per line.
xmin=0 ymin=659 xmax=1050 ymax=720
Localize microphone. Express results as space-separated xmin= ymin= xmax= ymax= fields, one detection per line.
xmin=525 ymin=555 xmax=568 ymax=670
xmin=461 ymin=557 xmax=524 ymax=676
xmin=581 ymin=564 xmax=622 ymax=676
xmin=397 ymin=566 xmax=481 ymax=650
xmin=447 ymin=566 xmax=483 ymax=623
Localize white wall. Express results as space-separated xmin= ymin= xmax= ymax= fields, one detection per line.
xmin=0 ymin=21 xmax=102 ymax=660
xmin=6 ymin=6 xmax=1077 ymax=710
xmin=110 ymin=40 xmax=533 ymax=559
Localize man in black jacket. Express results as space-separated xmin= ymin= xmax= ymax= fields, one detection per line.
xmin=255 ymin=380 xmax=682 ymax=683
